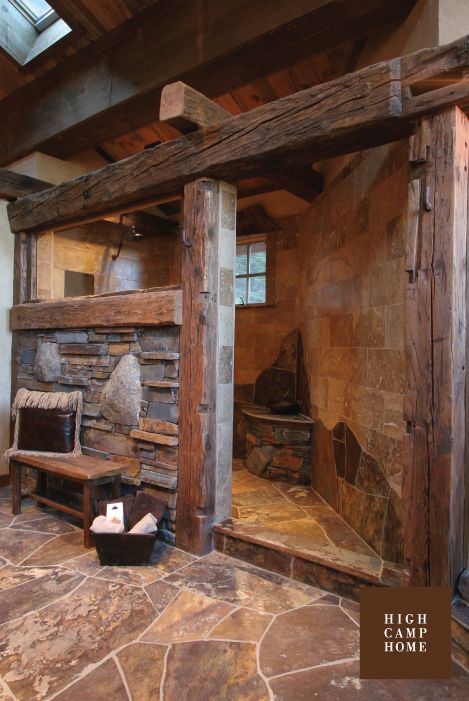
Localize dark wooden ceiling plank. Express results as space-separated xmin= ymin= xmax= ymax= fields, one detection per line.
xmin=9 ymin=37 xmax=469 ymax=235
xmin=0 ymin=0 xmax=417 ymax=165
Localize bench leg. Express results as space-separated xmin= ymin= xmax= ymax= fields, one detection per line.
xmin=11 ymin=461 xmax=22 ymax=516
xmin=83 ymin=481 xmax=92 ymax=548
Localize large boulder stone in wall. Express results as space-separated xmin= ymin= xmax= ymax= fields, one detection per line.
xmin=100 ymin=354 xmax=142 ymax=426
xmin=246 ymin=445 xmax=275 ymax=477
xmin=34 ymin=342 xmax=61 ymax=382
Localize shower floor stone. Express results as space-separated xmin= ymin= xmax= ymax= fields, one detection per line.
xmin=215 ymin=468 xmax=406 ymax=597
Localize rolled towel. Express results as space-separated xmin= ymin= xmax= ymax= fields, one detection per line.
xmin=128 ymin=512 xmax=158 ymax=535
xmin=90 ymin=515 xmax=125 ymax=534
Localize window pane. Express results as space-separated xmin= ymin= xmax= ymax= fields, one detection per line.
xmin=236 ymin=245 xmax=248 ymax=275
xmin=17 ymin=0 xmax=52 ymax=20
xmin=248 ymin=275 xmax=266 ymax=304
xmin=235 ymin=277 xmax=247 ymax=305
xmin=249 ymin=241 xmax=266 ymax=274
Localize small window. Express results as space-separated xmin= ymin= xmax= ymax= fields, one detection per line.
xmin=2 ymin=1 xmax=71 ymax=65
xmin=235 ymin=239 xmax=267 ymax=305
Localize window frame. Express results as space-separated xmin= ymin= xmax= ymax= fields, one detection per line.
xmin=235 ymin=234 xmax=275 ymax=308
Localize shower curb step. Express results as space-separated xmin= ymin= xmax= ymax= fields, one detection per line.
xmin=213 ymin=519 xmax=408 ymax=602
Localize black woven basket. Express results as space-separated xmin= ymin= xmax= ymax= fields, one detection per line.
xmin=94 ymin=532 xmax=157 ymax=566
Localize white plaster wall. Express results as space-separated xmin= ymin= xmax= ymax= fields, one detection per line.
xmin=438 ymin=0 xmax=469 ymax=43
xmin=0 ymin=201 xmax=14 ymax=472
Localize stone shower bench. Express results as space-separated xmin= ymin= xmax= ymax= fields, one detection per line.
xmin=10 ymin=453 xmax=124 ymax=547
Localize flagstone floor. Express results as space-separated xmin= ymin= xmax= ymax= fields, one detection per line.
xmin=0 ymin=484 xmax=467 ymax=700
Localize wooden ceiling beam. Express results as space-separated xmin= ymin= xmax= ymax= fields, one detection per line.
xmin=0 ymin=0 xmax=417 ymax=165
xmin=0 ymin=167 xmax=51 ymax=201
xmin=9 ymin=37 xmax=469 ymax=235
xmin=160 ymin=81 xmax=323 ymax=202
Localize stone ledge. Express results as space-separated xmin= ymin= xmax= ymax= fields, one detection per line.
xmin=130 ymin=429 xmax=179 ymax=446
xmin=143 ymin=380 xmax=179 ymax=388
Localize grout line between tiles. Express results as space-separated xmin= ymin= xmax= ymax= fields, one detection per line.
xmin=113 ymin=653 xmax=133 ymax=701
xmin=159 ymin=645 xmax=171 ymax=701
xmin=267 ymin=656 xmax=360 ymax=681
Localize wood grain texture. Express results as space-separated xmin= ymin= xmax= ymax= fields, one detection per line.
xmin=11 ymin=288 xmax=182 ymax=330
xmin=159 ymin=80 xmax=323 ymax=202
xmin=177 ymin=178 xmax=221 ymax=554
xmin=8 ymin=56 xmax=404 ymax=234
xmin=0 ymin=0 xmax=417 ymax=165
xmin=403 ymin=107 xmax=468 ymax=588
xmin=10 ymin=36 xmax=469 ymax=236
xmin=0 ymin=168 xmax=50 ymax=201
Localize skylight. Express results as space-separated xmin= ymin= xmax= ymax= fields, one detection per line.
xmin=13 ymin=0 xmax=58 ymax=31
xmin=1 ymin=0 xmax=71 ymax=65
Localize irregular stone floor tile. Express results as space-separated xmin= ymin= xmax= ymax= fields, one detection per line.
xmin=10 ymin=515 xmax=76 ymax=535
xmin=163 ymin=640 xmax=270 ymax=701
xmin=0 ymin=685 xmax=14 ymax=700
xmin=142 ymin=588 xmax=234 ymax=643
xmin=269 ymin=660 xmax=469 ymax=701
xmin=209 ymin=606 xmax=273 ymax=642
xmin=150 ymin=540 xmax=198 ymax=573
xmin=0 ymin=565 xmax=44 ymax=590
xmin=0 ymin=577 xmax=156 ymax=700
xmin=260 ymin=604 xmax=359 ymax=676
xmin=20 ymin=531 xmax=85 ymax=566
xmin=233 ymin=485 xmax=287 ymax=507
xmin=0 ymin=501 xmax=11 ymax=515
xmin=165 ymin=551 xmax=317 ymax=614
xmin=341 ymin=598 xmax=360 ymax=624
xmin=275 ymin=483 xmax=326 ymax=507
xmin=0 ymin=528 xmax=55 ymax=565
xmin=0 ymin=513 xmax=13 ymax=529
xmin=0 ymin=567 xmax=84 ymax=623
xmin=237 ymin=502 xmax=306 ymax=526
xmin=263 ymin=518 xmax=333 ymax=547
xmin=232 ymin=472 xmax=269 ymax=495
xmin=96 ymin=563 xmax=162 ymax=586
xmin=63 ymin=550 xmax=103 ymax=575
xmin=145 ymin=578 xmax=181 ymax=613
xmin=118 ymin=642 xmax=167 ymax=700
xmin=54 ymin=658 xmax=129 ymax=701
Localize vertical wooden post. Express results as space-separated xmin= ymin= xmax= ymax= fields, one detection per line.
xmin=177 ymin=178 xmax=236 ymax=554
xmin=403 ymin=107 xmax=468 ymax=588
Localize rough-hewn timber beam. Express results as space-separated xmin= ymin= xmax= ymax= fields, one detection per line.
xmin=8 ymin=37 xmax=469 ymax=235
xmin=0 ymin=0 xmax=417 ymax=165
xmin=160 ymin=81 xmax=323 ymax=202
xmin=0 ymin=168 xmax=50 ymax=201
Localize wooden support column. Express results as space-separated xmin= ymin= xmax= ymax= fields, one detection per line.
xmin=403 ymin=106 xmax=468 ymax=588
xmin=177 ymin=178 xmax=236 ymax=554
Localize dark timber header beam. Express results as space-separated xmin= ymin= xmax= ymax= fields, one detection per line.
xmin=0 ymin=0 xmax=417 ymax=165
xmin=8 ymin=37 xmax=469 ymax=235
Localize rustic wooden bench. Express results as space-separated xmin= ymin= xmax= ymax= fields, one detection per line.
xmin=10 ymin=454 xmax=124 ymax=547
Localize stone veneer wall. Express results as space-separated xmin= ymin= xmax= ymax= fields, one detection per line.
xmin=14 ymin=325 xmax=180 ymax=543
xmin=297 ymin=142 xmax=408 ymax=565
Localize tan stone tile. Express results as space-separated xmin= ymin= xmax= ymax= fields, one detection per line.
xmin=0 ymin=513 xmax=13 ymax=528
xmin=163 ymin=640 xmax=270 ymax=700
xmin=96 ymin=563 xmax=162 ymax=586
xmin=353 ymin=307 xmax=385 ymax=347
xmin=383 ymin=391 xmax=405 ymax=439
xmin=166 ymin=552 xmax=318 ymax=614
xmin=145 ymin=578 xmax=180 ymax=613
xmin=269 ymin=660 xmax=469 ymax=701
xmin=262 ymin=518 xmax=332 ymax=548
xmin=10 ymin=515 xmax=76 ymax=535
xmin=63 ymin=550 xmax=103 ymax=576
xmin=385 ymin=303 xmax=404 ymax=350
xmin=367 ymin=348 xmax=404 ymax=394
xmin=343 ymin=383 xmax=384 ymax=431
xmin=21 ymin=531 xmax=86 ymax=566
xmin=366 ymin=430 xmax=403 ymax=495
xmin=0 ymin=529 xmax=55 ymax=565
xmin=329 ymin=314 xmax=353 ymax=347
xmin=369 ymin=257 xmax=406 ymax=307
xmin=260 ymin=605 xmax=359 ymax=676
xmin=209 ymin=607 xmax=273 ymax=642
xmin=338 ymin=481 xmax=387 ymax=556
xmin=233 ymin=485 xmax=286 ymax=507
xmin=54 ymin=659 xmax=128 ymax=701
xmin=0 ymin=567 xmax=84 ymax=624
xmin=149 ymin=541 xmax=198 ymax=573
xmin=118 ymin=642 xmax=166 ymax=701
xmin=0 ymin=578 xmax=156 ymax=701
xmin=237 ymin=502 xmax=306 ymax=526
xmin=274 ymin=484 xmax=324 ymax=507
xmin=142 ymin=589 xmax=234 ymax=644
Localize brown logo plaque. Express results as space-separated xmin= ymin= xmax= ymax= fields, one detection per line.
xmin=360 ymin=587 xmax=451 ymax=679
